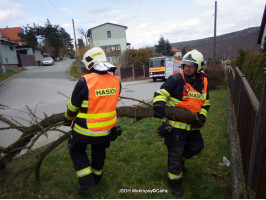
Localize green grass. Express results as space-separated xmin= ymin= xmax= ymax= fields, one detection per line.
xmin=0 ymin=70 xmax=20 ymax=81
xmin=0 ymin=82 xmax=231 ymax=198
xmin=69 ymin=60 xmax=83 ymax=80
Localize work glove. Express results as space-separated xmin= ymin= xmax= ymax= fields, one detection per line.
xmin=157 ymin=121 xmax=172 ymax=138
xmin=153 ymin=106 xmax=165 ymax=118
xmin=198 ymin=114 xmax=206 ymax=126
xmin=63 ymin=117 xmax=72 ymax=126
xmin=191 ymin=114 xmax=206 ymax=129
xmin=110 ymin=125 xmax=123 ymax=141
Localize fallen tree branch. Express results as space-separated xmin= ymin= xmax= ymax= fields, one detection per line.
xmin=119 ymin=96 xmax=152 ymax=107
xmin=0 ymin=101 xmax=199 ymax=169
xmin=116 ymin=106 xmax=198 ymax=122
xmin=34 ymin=131 xmax=70 ymax=185
xmin=0 ymin=95 xmax=200 ymax=190
xmin=0 ymin=113 xmax=64 ymax=169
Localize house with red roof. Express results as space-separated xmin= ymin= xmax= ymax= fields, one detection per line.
xmin=0 ymin=27 xmax=22 ymax=45
xmin=171 ymin=47 xmax=182 ymax=57
xmin=0 ymin=27 xmax=43 ymax=68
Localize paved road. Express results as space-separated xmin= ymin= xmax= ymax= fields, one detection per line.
xmin=119 ymin=80 xmax=162 ymax=106
xmin=0 ymin=61 xmax=163 ymax=149
xmin=0 ymin=59 xmax=76 ymax=148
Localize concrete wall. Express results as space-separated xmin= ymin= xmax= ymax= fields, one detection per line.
xmin=33 ymin=49 xmax=43 ymax=63
xmin=0 ymin=43 xmax=18 ymax=65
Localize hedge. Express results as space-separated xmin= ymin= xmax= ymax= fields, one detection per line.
xmin=233 ymin=51 xmax=266 ymax=100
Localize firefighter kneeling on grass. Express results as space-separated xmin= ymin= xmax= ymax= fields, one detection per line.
xmin=153 ymin=50 xmax=210 ymax=198
xmin=64 ymin=47 xmax=122 ymax=194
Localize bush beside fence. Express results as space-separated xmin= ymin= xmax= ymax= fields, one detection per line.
xmin=225 ymin=65 xmax=266 ymax=198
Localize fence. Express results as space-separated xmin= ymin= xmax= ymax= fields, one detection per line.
xmin=119 ymin=66 xmax=149 ymax=80
xmin=225 ymin=66 xmax=266 ymax=198
xmin=17 ymin=54 xmax=37 ymax=67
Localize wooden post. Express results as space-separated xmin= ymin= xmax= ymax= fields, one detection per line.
xmin=142 ymin=65 xmax=145 ymax=78
xmin=132 ymin=64 xmax=135 ymax=80
xmin=117 ymin=65 xmax=121 ymax=80
xmin=213 ymin=1 xmax=217 ymax=67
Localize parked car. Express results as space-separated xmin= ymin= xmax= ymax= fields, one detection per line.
xmin=42 ymin=57 xmax=54 ymax=66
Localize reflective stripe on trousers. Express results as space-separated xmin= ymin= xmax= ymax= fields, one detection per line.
xmin=168 ymin=171 xmax=183 ymax=180
xmin=76 ymin=166 xmax=92 ymax=178
xmin=92 ymin=168 xmax=103 ymax=176
xmin=164 ymin=119 xmax=200 ymax=131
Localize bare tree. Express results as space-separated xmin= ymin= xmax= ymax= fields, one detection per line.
xmin=78 ymin=28 xmax=88 ymax=46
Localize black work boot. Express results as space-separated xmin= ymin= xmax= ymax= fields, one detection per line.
xmin=169 ymin=179 xmax=183 ymax=198
xmin=170 ymin=184 xmax=182 ymax=198
xmin=93 ymin=174 xmax=102 ymax=185
xmin=77 ymin=175 xmax=95 ymax=194
xmin=77 ymin=184 xmax=95 ymax=194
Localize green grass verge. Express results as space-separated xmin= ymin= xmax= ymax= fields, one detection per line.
xmin=68 ymin=61 xmax=83 ymax=80
xmin=0 ymin=70 xmax=20 ymax=81
xmin=0 ymin=82 xmax=231 ymax=198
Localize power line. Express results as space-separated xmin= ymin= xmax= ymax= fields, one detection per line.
xmin=47 ymin=0 xmax=72 ymax=21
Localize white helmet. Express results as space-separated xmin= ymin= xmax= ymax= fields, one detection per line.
xmin=82 ymin=47 xmax=116 ymax=71
xmin=181 ymin=50 xmax=204 ymax=72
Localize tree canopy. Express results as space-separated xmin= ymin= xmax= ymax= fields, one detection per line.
xmin=77 ymin=38 xmax=85 ymax=50
xmin=155 ymin=36 xmax=174 ymax=56
xmin=119 ymin=48 xmax=155 ymax=68
xmin=19 ymin=20 xmax=74 ymax=59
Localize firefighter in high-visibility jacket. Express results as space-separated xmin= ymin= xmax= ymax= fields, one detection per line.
xmin=64 ymin=47 xmax=122 ymax=194
xmin=153 ymin=50 xmax=210 ymax=198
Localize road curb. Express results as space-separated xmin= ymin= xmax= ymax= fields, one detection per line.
xmin=67 ymin=65 xmax=77 ymax=81
xmin=0 ymin=73 xmax=20 ymax=86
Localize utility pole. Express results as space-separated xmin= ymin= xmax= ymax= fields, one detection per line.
xmin=72 ymin=19 xmax=81 ymax=73
xmin=72 ymin=19 xmax=78 ymax=53
xmin=213 ymin=1 xmax=217 ymax=67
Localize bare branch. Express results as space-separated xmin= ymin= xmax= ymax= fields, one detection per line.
xmin=119 ymin=96 xmax=152 ymax=107
xmin=57 ymin=90 xmax=70 ymax=99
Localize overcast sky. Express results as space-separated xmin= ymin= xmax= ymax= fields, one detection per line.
xmin=0 ymin=0 xmax=265 ymax=49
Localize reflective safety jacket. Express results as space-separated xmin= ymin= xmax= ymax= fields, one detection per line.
xmin=64 ymin=72 xmax=121 ymax=137
xmin=153 ymin=71 xmax=210 ymax=131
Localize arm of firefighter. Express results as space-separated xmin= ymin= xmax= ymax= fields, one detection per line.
xmin=119 ymin=81 xmax=122 ymax=95
xmin=198 ymin=86 xmax=211 ymax=125
xmin=64 ymin=78 xmax=87 ymax=122
xmin=153 ymin=74 xmax=181 ymax=107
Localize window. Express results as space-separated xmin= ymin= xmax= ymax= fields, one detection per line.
xmin=9 ymin=46 xmax=14 ymax=51
xmin=107 ymin=31 xmax=111 ymax=38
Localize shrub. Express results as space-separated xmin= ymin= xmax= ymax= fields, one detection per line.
xmin=239 ymin=52 xmax=266 ymax=99
xmin=204 ymin=64 xmax=224 ymax=90
xmin=232 ymin=51 xmax=266 ymax=99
